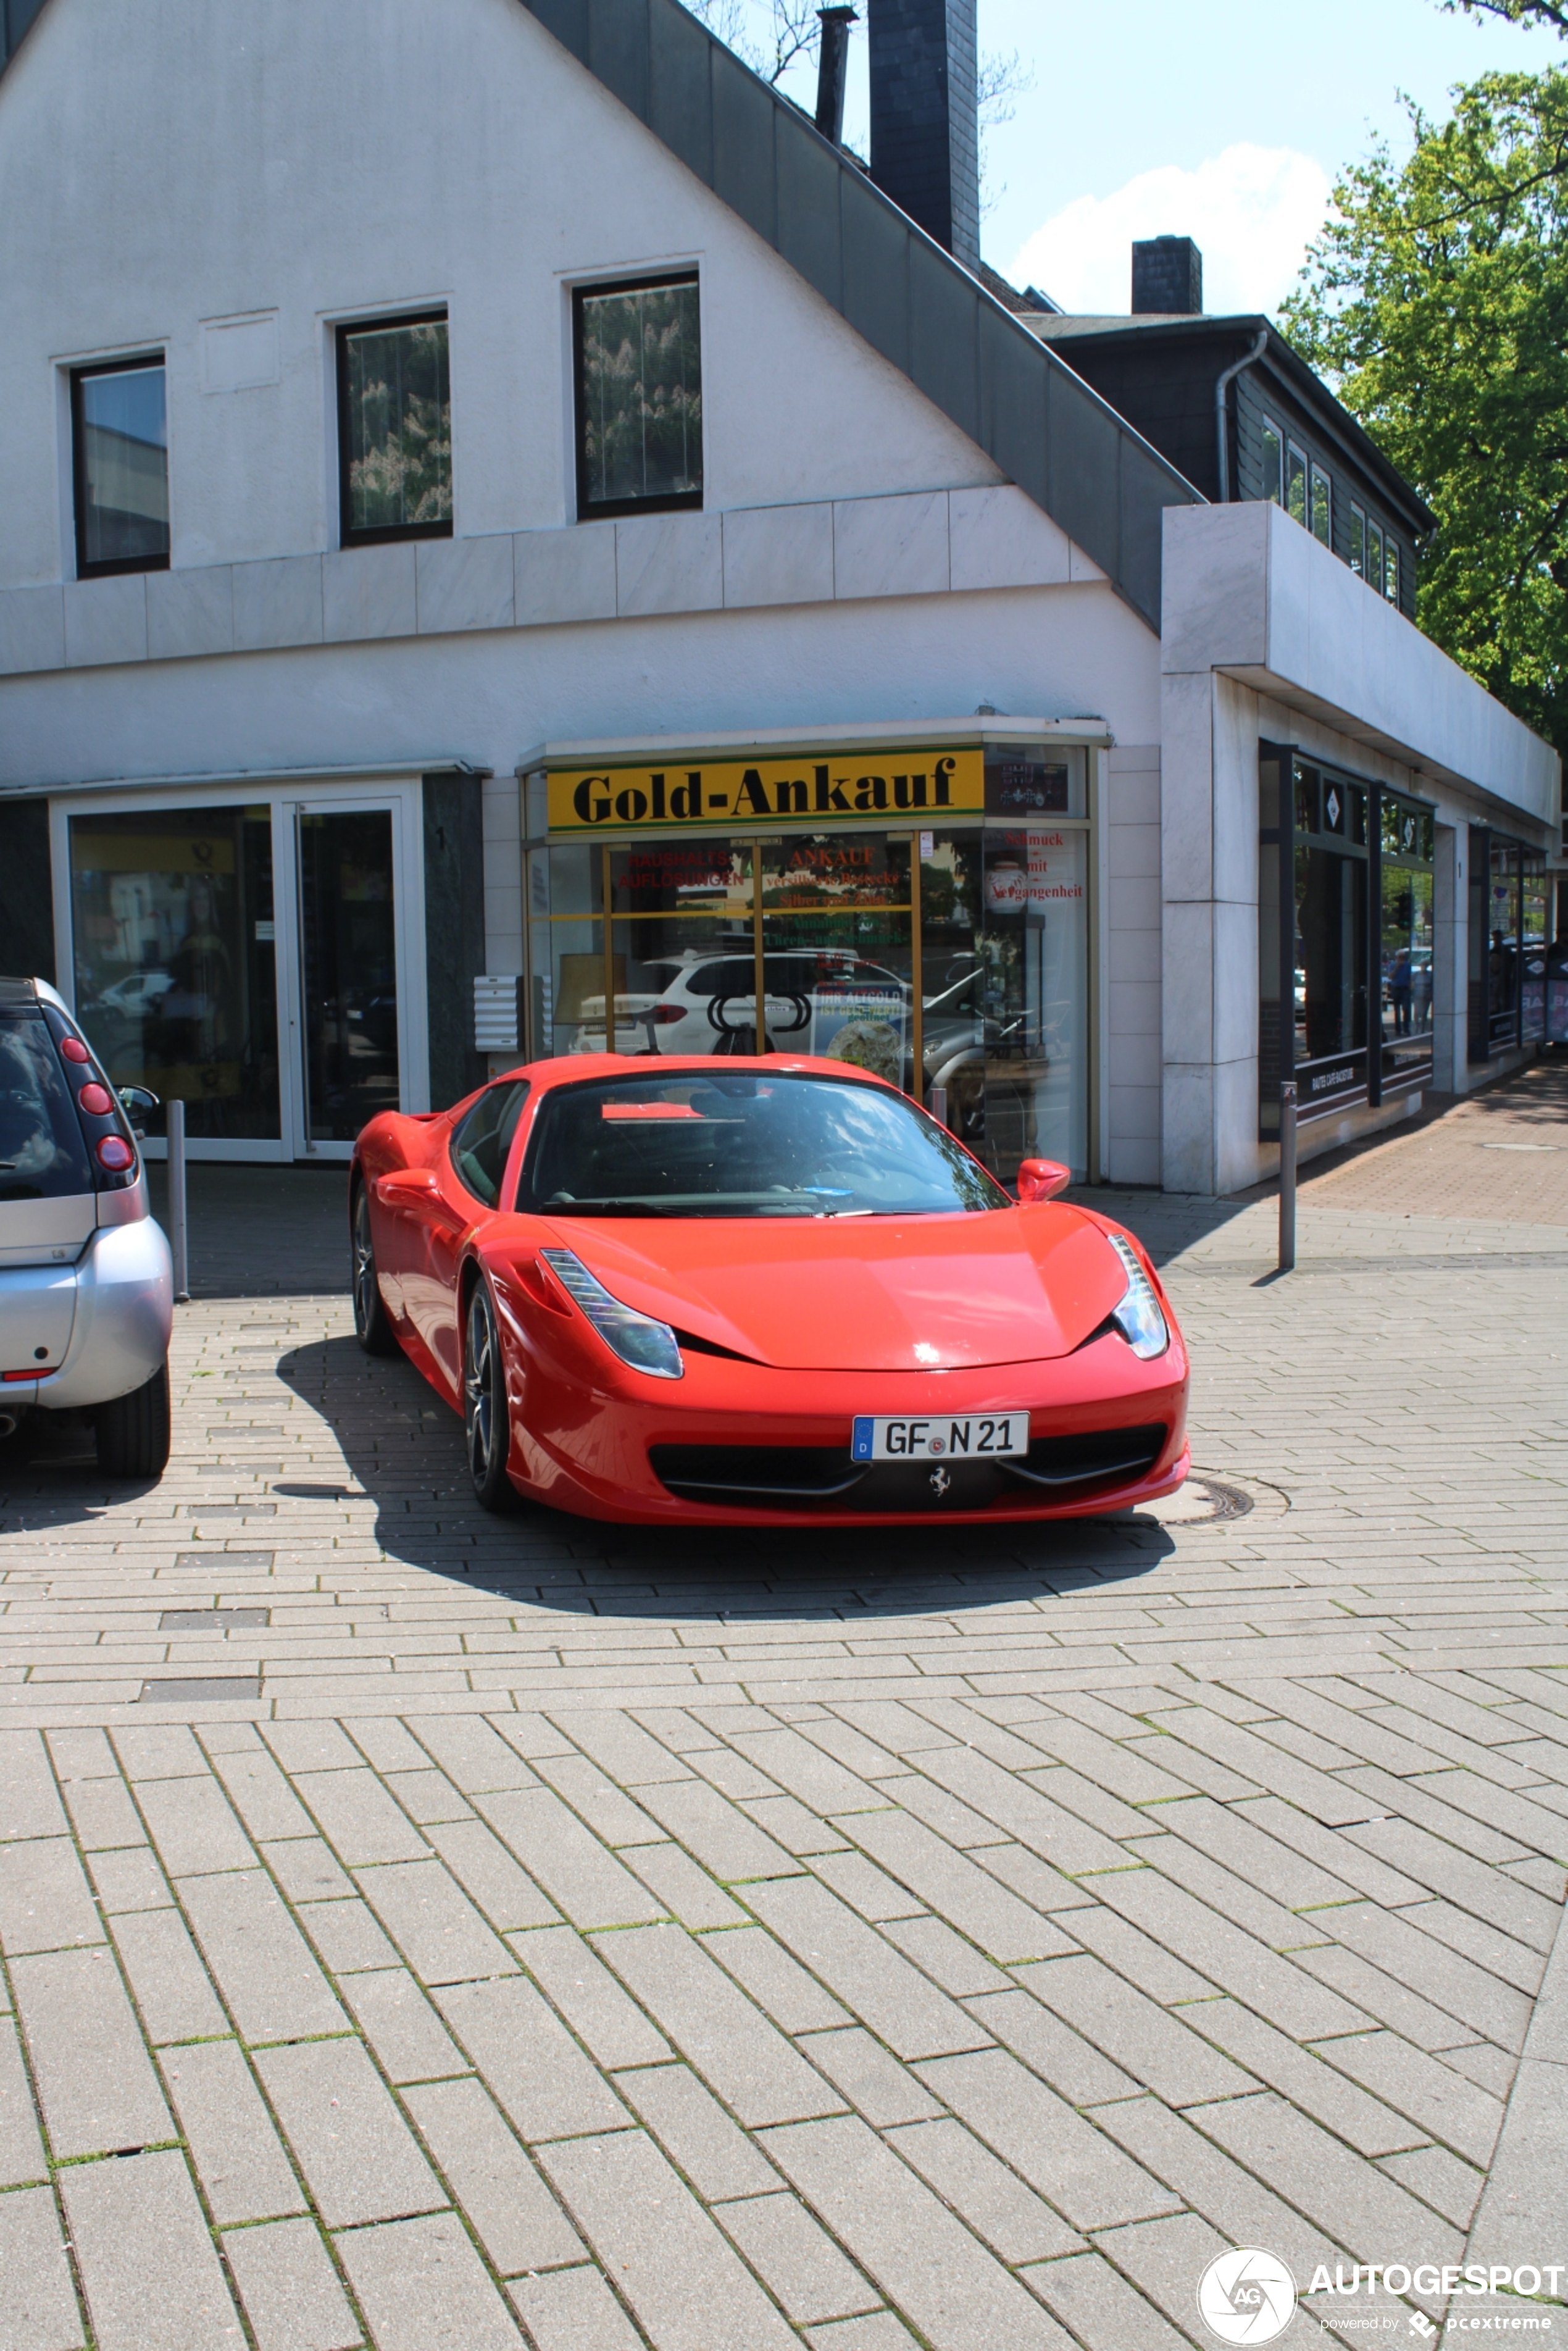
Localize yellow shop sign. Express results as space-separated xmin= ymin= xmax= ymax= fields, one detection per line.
xmin=547 ymin=745 xmax=985 ymax=834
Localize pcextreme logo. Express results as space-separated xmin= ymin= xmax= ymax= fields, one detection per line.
xmin=1198 ymin=2249 xmax=1298 ymax=2344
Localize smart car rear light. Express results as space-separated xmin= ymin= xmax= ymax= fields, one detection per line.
xmin=1106 ymin=1233 xmax=1169 ymax=1360
xmin=540 ymin=1250 xmax=684 ymax=1379
xmin=59 ymin=1035 xmax=91 ymax=1064
xmin=96 ymin=1135 xmax=135 ymax=1172
xmin=78 ymin=1082 xmax=114 ymax=1116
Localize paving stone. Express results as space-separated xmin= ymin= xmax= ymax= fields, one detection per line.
xmin=883 ymin=2116 xmax=1085 ymax=2262
xmin=759 ymin=2112 xmax=1072 ymax=2350
xmin=1122 ymin=1824 xmax=1327 ymax=1953
xmin=620 ymin=1840 xmax=747 ymax=1929
xmin=338 ymin=1966 xmax=469 ymax=2084
xmin=1022 ymin=2246 xmax=1195 ymax=2350
xmin=11 ymin=1945 xmax=172 ymax=2157
xmin=1088 ymin=2208 xmax=1236 ymax=2342
xmin=688 ymin=1748 xmax=781 ymax=1802
xmin=221 ymin=2217 xmax=363 ymax=2351
xmin=701 ymin=1925 xmax=852 ymax=2032
xmin=910 ymin=1749 xmax=1128 ymax=1874
xmin=532 ymin=1753 xmax=669 ymax=1846
xmin=715 ymin=2189 xmax=881 ymax=2322
xmin=1309 ymin=2029 xmax=1506 ymax=2166
xmin=134 ymin=1772 xmax=256 ymax=1876
xmin=470 ymin=1790 xmax=668 ymax=1927
xmin=432 ymin=1976 xmax=630 ymax=2142
xmin=512 ymin=1923 xmax=669 ymax=2068
xmin=353 ymin=1857 xmax=519 ymax=1985
xmin=61 ymin=2147 xmax=241 ymax=2351
xmin=1378 ymin=2140 xmax=1486 ymax=2228
xmin=411 ymin=1714 xmax=545 ymax=1792
xmin=1011 ymin=1953 xmax=1257 ymax=2107
xmin=209 ymin=1749 xmax=320 ymax=1842
xmin=0 ymin=2179 xmax=85 ymax=2351
xmin=794 ymin=2026 xmax=945 ymax=2127
xmin=0 ymin=1734 xmax=72 ymax=1841
xmin=743 ymin=1793 xmax=854 ymax=1855
xmin=743 ymin=1877 xmax=991 ymax=2062
xmin=593 ymin=1921 xmax=840 ymax=2125
xmin=971 ymin=1840 xmax=1098 ymax=1912
xmin=633 ymin=1777 xmax=804 ymax=1882
xmin=382 ymin=1768 xmax=475 ymax=1824
xmin=404 ymin=2075 xmax=584 ymax=2274
xmin=961 ymin=1986 xmax=1143 ymax=2106
xmin=1462 ymin=2052 xmax=1568 ymax=2271
xmin=178 ymin=1868 xmax=348 ymax=2043
xmin=1292 ymin=1939 xmax=1483 ymax=2052
xmin=879 ymin=1915 xmax=1009 ymax=1997
xmin=261 ymin=1837 xmax=354 ymax=1901
xmin=538 ymin=2128 xmax=800 ymax=2351
xmin=1192 ymin=2089 xmax=1466 ymax=2265
xmin=422 ymin=1818 xmax=561 ymax=1930
xmin=1081 ymin=1865 xmax=1367 ymax=2039
xmin=254 ymin=2036 xmax=445 ymax=2226
xmin=1090 ymin=2092 xmax=1345 ymax=2281
xmin=294 ymin=1768 xmax=432 ymax=1866
xmin=0 ymin=2012 xmax=49 ymax=2187
xmin=507 ymin=2264 xmax=643 ymax=2351
xmin=916 ymin=2048 xmax=1179 ymax=2231
xmin=298 ymin=1897 xmax=402 ymax=1976
xmin=730 ymin=1729 xmax=890 ymax=1815
xmin=0 ymin=1838 xmax=104 ymax=1956
xmin=109 ymin=1904 xmax=230 ymax=2042
xmin=261 ymin=1722 xmax=365 ymax=1773
xmin=838 ymin=1809 xmax=1077 ymax=1961
xmin=86 ymin=1845 xmax=170 ymax=1913
xmin=159 ymin=2037 xmax=304 ymax=2223
xmin=112 ymin=1725 xmax=211 ymax=1781
xmin=612 ymin=2061 xmax=782 ymax=2200
xmin=334 ymin=2211 xmax=525 ymax=2351
xmin=348 ymin=1718 xmax=434 ymax=1774
xmin=1185 ymin=1996 xmax=1423 ymax=2155
xmin=807 ymin=1851 xmax=925 ymax=1923
xmin=61 ymin=1773 xmax=146 ymax=1852
xmin=1314 ymin=1899 xmax=1533 ymax=2048
xmin=876 ymin=1774 xmax=1011 ymax=1850
xmin=803 ymin=2316 xmax=925 ymax=2351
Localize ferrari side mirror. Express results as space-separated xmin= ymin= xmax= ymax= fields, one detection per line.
xmin=1016 ymin=1158 xmax=1071 ymax=1203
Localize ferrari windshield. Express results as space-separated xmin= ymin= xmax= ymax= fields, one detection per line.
xmin=520 ymin=1072 xmax=1010 ymax=1217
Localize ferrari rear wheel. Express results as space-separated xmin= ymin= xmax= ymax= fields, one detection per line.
xmin=352 ymin=1185 xmax=397 ymax=1356
xmin=464 ymin=1280 xmax=516 ymax=1513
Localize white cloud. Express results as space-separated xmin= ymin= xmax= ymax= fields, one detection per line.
xmin=1008 ymin=144 xmax=1333 ymax=317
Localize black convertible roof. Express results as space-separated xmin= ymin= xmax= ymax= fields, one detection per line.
xmin=1 ymin=0 xmax=1203 ymax=627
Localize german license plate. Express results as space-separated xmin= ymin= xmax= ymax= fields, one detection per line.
xmin=851 ymin=1413 xmax=1030 ymax=1463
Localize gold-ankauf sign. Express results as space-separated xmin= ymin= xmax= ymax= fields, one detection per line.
xmin=546 ymin=745 xmax=986 ymax=835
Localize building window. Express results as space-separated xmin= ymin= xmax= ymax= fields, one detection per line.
xmin=1309 ymin=461 xmax=1332 ymax=548
xmin=1261 ymin=418 xmax=1282 ymax=503
xmin=1383 ymin=538 xmax=1400 ymax=607
xmin=1366 ymin=517 xmax=1385 ymax=598
xmin=1285 ymin=443 xmax=1308 ymax=527
xmin=336 ymin=311 xmax=452 ymax=547
xmin=1378 ymin=791 xmax=1436 ymax=1088
xmin=573 ymin=274 xmax=703 ymax=520
xmin=71 ymin=357 xmax=169 ymax=577
xmin=1349 ymin=503 xmax=1366 ymax=577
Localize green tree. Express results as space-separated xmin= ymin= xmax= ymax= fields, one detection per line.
xmin=1282 ymin=71 xmax=1568 ymax=760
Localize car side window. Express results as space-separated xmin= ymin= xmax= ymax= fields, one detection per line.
xmin=449 ymin=1082 xmax=528 ymax=1208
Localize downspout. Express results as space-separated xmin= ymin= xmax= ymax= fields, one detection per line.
xmin=1215 ymin=327 xmax=1269 ymax=503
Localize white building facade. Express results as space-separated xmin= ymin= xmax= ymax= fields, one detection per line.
xmin=0 ymin=0 xmax=1557 ymax=1195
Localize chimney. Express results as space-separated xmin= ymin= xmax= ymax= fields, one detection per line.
xmin=1132 ymin=236 xmax=1203 ymax=315
xmin=866 ymin=0 xmax=980 ymax=274
xmin=815 ymin=8 xmax=857 ymax=146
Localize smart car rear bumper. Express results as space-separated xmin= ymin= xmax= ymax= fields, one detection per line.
xmin=2 ymin=1216 xmax=172 ymax=1411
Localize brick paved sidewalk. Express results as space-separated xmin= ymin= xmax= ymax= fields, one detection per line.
xmin=0 ymin=1159 xmax=1564 ymax=2350
xmin=1287 ymin=1053 xmax=1568 ymax=1228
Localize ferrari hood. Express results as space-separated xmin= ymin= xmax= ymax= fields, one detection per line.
xmin=530 ymin=1206 xmax=1130 ymax=1371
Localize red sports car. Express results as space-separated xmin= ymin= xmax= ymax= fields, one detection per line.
xmin=349 ymin=1056 xmax=1188 ymax=1526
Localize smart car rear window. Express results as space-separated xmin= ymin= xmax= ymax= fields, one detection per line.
xmin=0 ymin=1011 xmax=94 ymax=1202
xmin=519 ymin=1071 xmax=1008 ymax=1218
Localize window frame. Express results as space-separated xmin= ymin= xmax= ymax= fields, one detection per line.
xmin=1284 ymin=441 xmax=1309 ymax=528
xmin=335 ymin=307 xmax=454 ymax=551
xmin=1260 ymin=416 xmax=1283 ymax=504
xmin=1308 ymin=460 xmax=1332 ymax=548
xmin=70 ymin=352 xmax=171 ymax=580
xmin=1349 ymin=503 xmax=1366 ymax=577
xmin=1383 ymin=537 xmax=1401 ymax=608
xmin=572 ymin=270 xmax=704 ymax=524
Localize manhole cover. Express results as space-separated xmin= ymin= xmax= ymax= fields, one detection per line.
xmin=1139 ymin=1473 xmax=1261 ymax=1527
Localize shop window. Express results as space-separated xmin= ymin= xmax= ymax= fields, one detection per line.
xmin=574 ymin=274 xmax=703 ymax=520
xmin=1285 ymin=443 xmax=1308 ymax=527
xmin=68 ymin=806 xmax=280 ymax=1140
xmin=72 ymin=356 xmax=169 ymax=578
xmin=1261 ymin=417 xmax=1282 ymax=503
xmin=1349 ymin=503 xmax=1366 ymax=577
xmin=1378 ymin=792 xmax=1436 ymax=1089
xmin=1309 ymin=462 xmax=1332 ymax=548
xmin=336 ymin=311 xmax=452 ymax=547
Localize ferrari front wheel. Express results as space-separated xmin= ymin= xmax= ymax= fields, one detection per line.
xmin=352 ymin=1185 xmax=397 ymax=1356
xmin=464 ymin=1280 xmax=516 ymax=1513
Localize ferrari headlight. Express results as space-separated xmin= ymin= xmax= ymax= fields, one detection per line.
xmin=540 ymin=1250 xmax=684 ymax=1380
xmin=1106 ymin=1233 xmax=1169 ymax=1360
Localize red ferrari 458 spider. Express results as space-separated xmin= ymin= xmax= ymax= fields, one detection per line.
xmin=350 ymin=1055 xmax=1189 ymax=1526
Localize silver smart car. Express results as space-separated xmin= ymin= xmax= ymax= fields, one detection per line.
xmin=0 ymin=976 xmax=173 ymax=1476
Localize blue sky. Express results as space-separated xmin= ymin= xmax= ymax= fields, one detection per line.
xmin=765 ymin=0 xmax=1563 ymax=314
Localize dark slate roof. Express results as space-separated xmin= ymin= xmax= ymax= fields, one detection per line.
xmin=2 ymin=0 xmax=1204 ymax=628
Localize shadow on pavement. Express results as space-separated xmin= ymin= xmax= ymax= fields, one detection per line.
xmin=275 ymin=1332 xmax=1178 ymax=1614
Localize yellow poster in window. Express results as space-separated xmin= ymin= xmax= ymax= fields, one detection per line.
xmin=546 ymin=745 xmax=985 ymax=835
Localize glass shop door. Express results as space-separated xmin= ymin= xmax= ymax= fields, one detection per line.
xmin=286 ymin=803 xmax=406 ymax=1159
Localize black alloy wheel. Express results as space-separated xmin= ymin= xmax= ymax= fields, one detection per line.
xmin=352 ymin=1185 xmax=397 ymax=1356
xmin=464 ymin=1280 xmax=516 ymax=1512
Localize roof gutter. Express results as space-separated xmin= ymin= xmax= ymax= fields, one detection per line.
xmin=1216 ymin=327 xmax=1269 ymax=504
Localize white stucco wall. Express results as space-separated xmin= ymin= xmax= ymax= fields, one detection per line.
xmin=0 ymin=0 xmax=1007 ymax=594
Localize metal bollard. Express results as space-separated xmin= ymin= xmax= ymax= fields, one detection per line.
xmin=167 ymin=1099 xmax=190 ymax=1304
xmin=1278 ymin=1080 xmax=1296 ymax=1274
